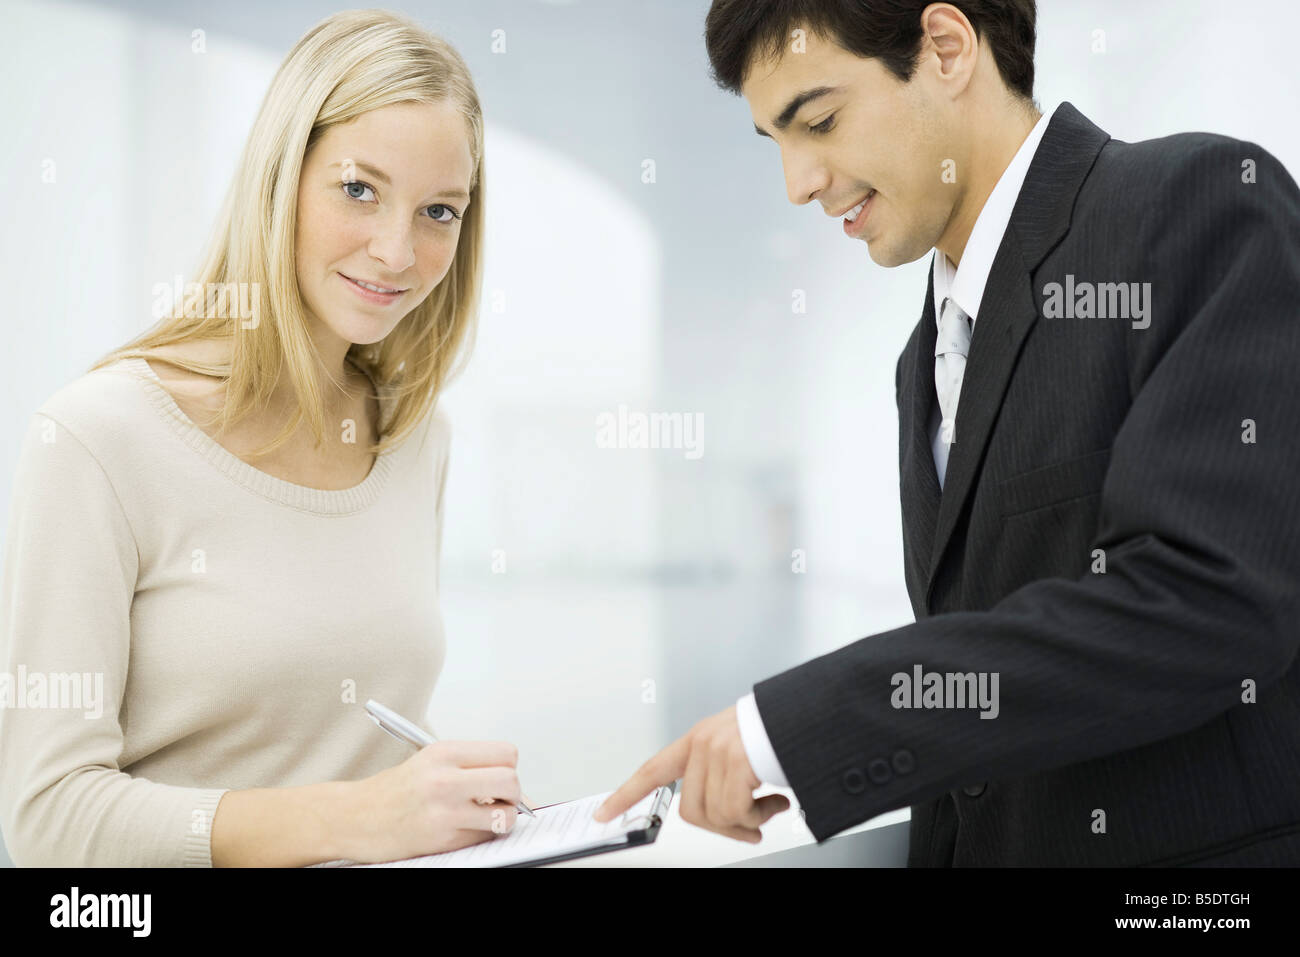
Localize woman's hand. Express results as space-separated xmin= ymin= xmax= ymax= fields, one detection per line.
xmin=339 ymin=740 xmax=523 ymax=863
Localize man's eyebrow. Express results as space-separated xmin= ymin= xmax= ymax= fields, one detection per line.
xmin=328 ymin=160 xmax=469 ymax=199
xmin=753 ymin=85 xmax=842 ymax=138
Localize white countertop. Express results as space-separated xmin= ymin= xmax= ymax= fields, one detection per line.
xmin=546 ymin=785 xmax=910 ymax=867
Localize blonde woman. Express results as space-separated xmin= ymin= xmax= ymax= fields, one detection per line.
xmin=0 ymin=10 xmax=526 ymax=866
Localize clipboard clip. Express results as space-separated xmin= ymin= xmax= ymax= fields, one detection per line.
xmin=618 ymin=780 xmax=678 ymax=829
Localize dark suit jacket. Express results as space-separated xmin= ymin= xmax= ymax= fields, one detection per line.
xmin=753 ymin=102 xmax=1300 ymax=866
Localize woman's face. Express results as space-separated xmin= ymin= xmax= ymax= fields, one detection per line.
xmin=294 ymin=100 xmax=475 ymax=352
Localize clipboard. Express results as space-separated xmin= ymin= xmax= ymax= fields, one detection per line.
xmin=504 ymin=781 xmax=677 ymax=868
xmin=313 ymin=782 xmax=679 ymax=868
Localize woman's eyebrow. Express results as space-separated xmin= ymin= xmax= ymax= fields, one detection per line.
xmin=329 ymin=159 xmax=468 ymax=198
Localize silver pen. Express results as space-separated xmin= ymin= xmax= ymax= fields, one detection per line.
xmin=364 ymin=698 xmax=535 ymax=817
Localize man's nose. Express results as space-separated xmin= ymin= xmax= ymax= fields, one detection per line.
xmin=783 ymin=148 xmax=829 ymax=206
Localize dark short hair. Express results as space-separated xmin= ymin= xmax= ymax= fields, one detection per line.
xmin=705 ymin=0 xmax=1036 ymax=100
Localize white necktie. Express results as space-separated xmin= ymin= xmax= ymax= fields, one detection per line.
xmin=935 ymin=297 xmax=972 ymax=446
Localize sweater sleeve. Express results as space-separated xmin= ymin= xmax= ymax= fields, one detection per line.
xmin=425 ymin=407 xmax=451 ymax=742
xmin=0 ymin=411 xmax=228 ymax=866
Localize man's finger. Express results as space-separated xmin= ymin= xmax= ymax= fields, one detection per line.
xmin=679 ymin=734 xmax=710 ymax=827
xmin=592 ymin=736 xmax=689 ymax=821
xmin=744 ymin=792 xmax=792 ymax=829
xmin=713 ymin=742 xmax=744 ymax=828
xmin=716 ymin=824 xmax=763 ymax=844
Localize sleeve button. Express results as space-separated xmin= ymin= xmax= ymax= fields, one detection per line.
xmin=892 ymin=749 xmax=915 ymax=775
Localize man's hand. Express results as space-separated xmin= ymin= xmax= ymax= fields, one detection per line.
xmin=592 ymin=705 xmax=791 ymax=842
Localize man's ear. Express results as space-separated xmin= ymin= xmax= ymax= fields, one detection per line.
xmin=918 ymin=4 xmax=978 ymax=95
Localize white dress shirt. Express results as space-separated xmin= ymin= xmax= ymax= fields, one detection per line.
xmin=735 ymin=104 xmax=1059 ymax=788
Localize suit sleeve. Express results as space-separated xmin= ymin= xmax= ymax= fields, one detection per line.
xmin=753 ymin=140 xmax=1300 ymax=842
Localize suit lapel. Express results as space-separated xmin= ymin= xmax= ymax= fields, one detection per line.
xmin=924 ymin=240 xmax=1039 ymax=610
xmin=900 ymin=101 xmax=1112 ymax=613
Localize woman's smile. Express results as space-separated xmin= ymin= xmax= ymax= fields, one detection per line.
xmin=339 ymin=272 xmax=407 ymax=304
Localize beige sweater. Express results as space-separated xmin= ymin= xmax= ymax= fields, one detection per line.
xmin=0 ymin=357 xmax=450 ymax=866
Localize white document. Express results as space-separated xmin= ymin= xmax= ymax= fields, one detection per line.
xmin=318 ymin=787 xmax=672 ymax=868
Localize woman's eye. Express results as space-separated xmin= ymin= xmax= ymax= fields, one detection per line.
xmin=427 ymin=204 xmax=460 ymax=224
xmin=342 ymin=181 xmax=460 ymax=224
xmin=342 ymin=180 xmax=375 ymax=202
xmin=810 ymin=114 xmax=836 ymax=135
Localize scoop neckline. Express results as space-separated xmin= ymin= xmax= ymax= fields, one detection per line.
xmin=120 ymin=355 xmax=396 ymax=516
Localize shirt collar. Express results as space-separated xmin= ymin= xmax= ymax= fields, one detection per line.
xmin=933 ymin=103 xmax=1057 ymax=328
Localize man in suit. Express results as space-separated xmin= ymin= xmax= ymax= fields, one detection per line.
xmin=595 ymin=1 xmax=1300 ymax=865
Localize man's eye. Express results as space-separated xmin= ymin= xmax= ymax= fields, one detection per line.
xmin=809 ymin=114 xmax=836 ymax=135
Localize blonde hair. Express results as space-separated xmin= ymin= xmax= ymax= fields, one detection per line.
xmin=90 ymin=8 xmax=485 ymax=458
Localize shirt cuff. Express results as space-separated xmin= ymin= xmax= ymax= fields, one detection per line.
xmin=735 ymin=692 xmax=789 ymax=787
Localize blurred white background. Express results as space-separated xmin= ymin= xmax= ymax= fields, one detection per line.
xmin=1 ymin=0 xmax=1296 ymax=866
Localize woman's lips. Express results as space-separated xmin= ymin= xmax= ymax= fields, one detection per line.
xmin=340 ymin=272 xmax=406 ymax=304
